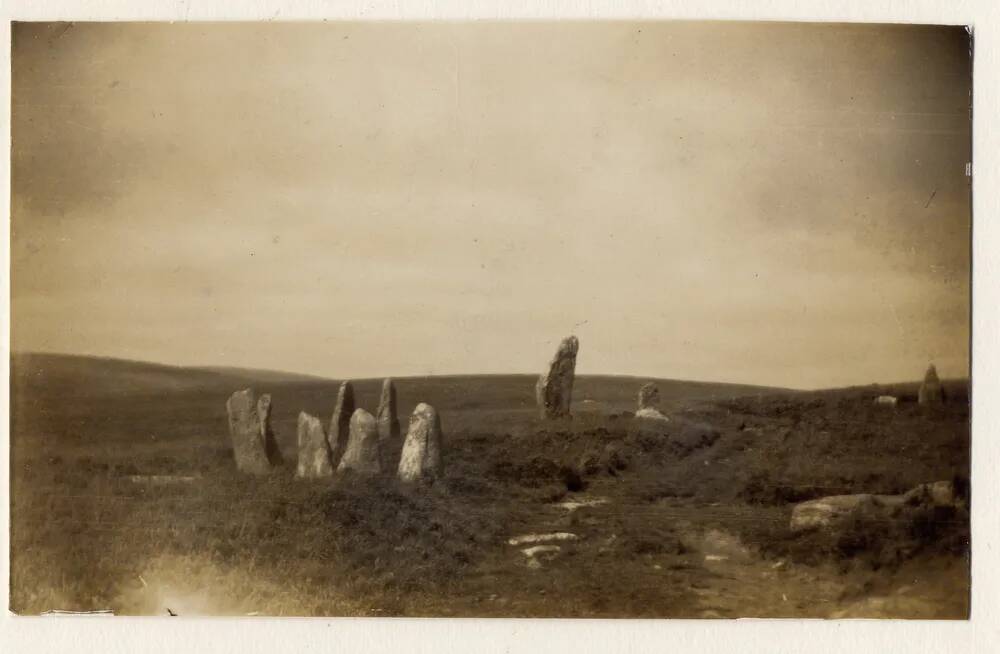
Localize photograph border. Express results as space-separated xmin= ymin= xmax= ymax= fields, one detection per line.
xmin=1 ymin=1 xmax=997 ymax=652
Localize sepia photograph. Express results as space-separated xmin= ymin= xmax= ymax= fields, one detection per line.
xmin=9 ymin=19 xmax=971 ymax=619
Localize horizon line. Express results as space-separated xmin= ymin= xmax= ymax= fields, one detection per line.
xmin=10 ymin=348 xmax=970 ymax=394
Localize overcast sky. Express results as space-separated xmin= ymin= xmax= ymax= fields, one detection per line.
xmin=11 ymin=21 xmax=971 ymax=389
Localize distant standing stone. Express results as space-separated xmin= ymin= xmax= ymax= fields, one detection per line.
xmin=296 ymin=412 xmax=333 ymax=479
xmin=536 ymin=335 xmax=579 ymax=419
xmin=918 ymin=364 xmax=944 ymax=405
xmin=635 ymin=382 xmax=670 ymax=422
xmin=226 ymin=389 xmax=282 ymax=474
xmin=398 ymin=402 xmax=444 ymax=482
xmin=337 ymin=409 xmax=382 ymax=475
xmin=328 ymin=380 xmax=355 ymax=468
xmin=376 ymin=378 xmax=401 ymax=442
xmin=637 ymin=382 xmax=660 ymax=410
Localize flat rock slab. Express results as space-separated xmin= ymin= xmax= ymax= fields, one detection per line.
xmin=556 ymin=497 xmax=610 ymax=512
xmin=128 ymin=475 xmax=200 ymax=484
xmin=508 ymin=532 xmax=579 ymax=546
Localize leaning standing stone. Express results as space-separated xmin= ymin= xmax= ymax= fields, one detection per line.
xmin=226 ymin=389 xmax=282 ymax=474
xmin=918 ymin=364 xmax=944 ymax=404
xmin=398 ymin=403 xmax=444 ymax=482
xmin=376 ymin=378 xmax=401 ymax=442
xmin=536 ymin=335 xmax=579 ymax=419
xmin=328 ymin=380 xmax=355 ymax=468
xmin=296 ymin=412 xmax=333 ymax=479
xmin=337 ymin=409 xmax=382 ymax=475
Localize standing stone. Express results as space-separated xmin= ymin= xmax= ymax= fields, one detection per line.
xmin=398 ymin=403 xmax=444 ymax=482
xmin=637 ymin=382 xmax=660 ymax=410
xmin=635 ymin=381 xmax=670 ymax=422
xmin=918 ymin=364 xmax=944 ymax=405
xmin=536 ymin=335 xmax=579 ymax=419
xmin=296 ymin=412 xmax=333 ymax=479
xmin=337 ymin=409 xmax=382 ymax=475
xmin=376 ymin=378 xmax=401 ymax=442
xmin=327 ymin=380 xmax=355 ymax=468
xmin=226 ymin=389 xmax=282 ymax=474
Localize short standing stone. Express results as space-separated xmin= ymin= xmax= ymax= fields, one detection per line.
xmin=337 ymin=409 xmax=382 ymax=475
xmin=328 ymin=380 xmax=355 ymax=468
xmin=296 ymin=412 xmax=333 ymax=479
xmin=637 ymin=382 xmax=660 ymax=410
xmin=398 ymin=402 xmax=444 ymax=482
xmin=536 ymin=335 xmax=579 ymax=419
xmin=918 ymin=364 xmax=944 ymax=404
xmin=635 ymin=381 xmax=670 ymax=422
xmin=226 ymin=389 xmax=282 ymax=474
xmin=376 ymin=378 xmax=401 ymax=442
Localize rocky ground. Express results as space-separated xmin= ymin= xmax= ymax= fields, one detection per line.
xmin=9 ymin=354 xmax=969 ymax=618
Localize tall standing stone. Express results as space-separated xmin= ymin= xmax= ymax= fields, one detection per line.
xmin=918 ymin=364 xmax=945 ymax=405
xmin=296 ymin=412 xmax=333 ymax=479
xmin=337 ymin=409 xmax=382 ymax=475
xmin=328 ymin=380 xmax=355 ymax=468
xmin=226 ymin=389 xmax=282 ymax=474
xmin=398 ymin=403 xmax=444 ymax=482
xmin=376 ymin=378 xmax=401 ymax=442
xmin=536 ymin=335 xmax=579 ymax=419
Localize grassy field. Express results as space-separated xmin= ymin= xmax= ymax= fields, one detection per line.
xmin=8 ymin=353 xmax=970 ymax=617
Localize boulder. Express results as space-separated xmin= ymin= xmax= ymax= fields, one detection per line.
xmin=918 ymin=364 xmax=944 ymax=404
xmin=327 ymin=380 xmax=355 ymax=468
xmin=337 ymin=409 xmax=382 ymax=476
xmin=535 ymin=335 xmax=579 ymax=419
xmin=635 ymin=407 xmax=670 ymax=423
xmin=397 ymin=402 xmax=444 ymax=482
xmin=376 ymin=378 xmax=401 ymax=442
xmin=296 ymin=412 xmax=333 ymax=479
xmin=874 ymin=395 xmax=898 ymax=407
xmin=226 ymin=389 xmax=282 ymax=474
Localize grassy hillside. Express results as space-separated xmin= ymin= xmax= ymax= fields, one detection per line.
xmin=8 ymin=354 xmax=970 ymax=618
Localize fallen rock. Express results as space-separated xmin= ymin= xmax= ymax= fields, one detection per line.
xmin=790 ymin=480 xmax=964 ymax=532
xmin=790 ymin=493 xmax=896 ymax=532
xmin=536 ymin=335 xmax=579 ymax=419
xmin=296 ymin=412 xmax=333 ymax=479
xmin=918 ymin=364 xmax=944 ymax=404
xmin=336 ymin=409 xmax=382 ymax=475
xmin=226 ymin=389 xmax=282 ymax=474
xmin=327 ymin=380 xmax=355 ymax=468
xmin=397 ymin=402 xmax=444 ymax=482
xmin=376 ymin=378 xmax=401 ymax=442
xmin=873 ymin=395 xmax=898 ymax=407
xmin=903 ymin=480 xmax=965 ymax=508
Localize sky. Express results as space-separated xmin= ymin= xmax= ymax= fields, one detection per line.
xmin=10 ymin=21 xmax=971 ymax=389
